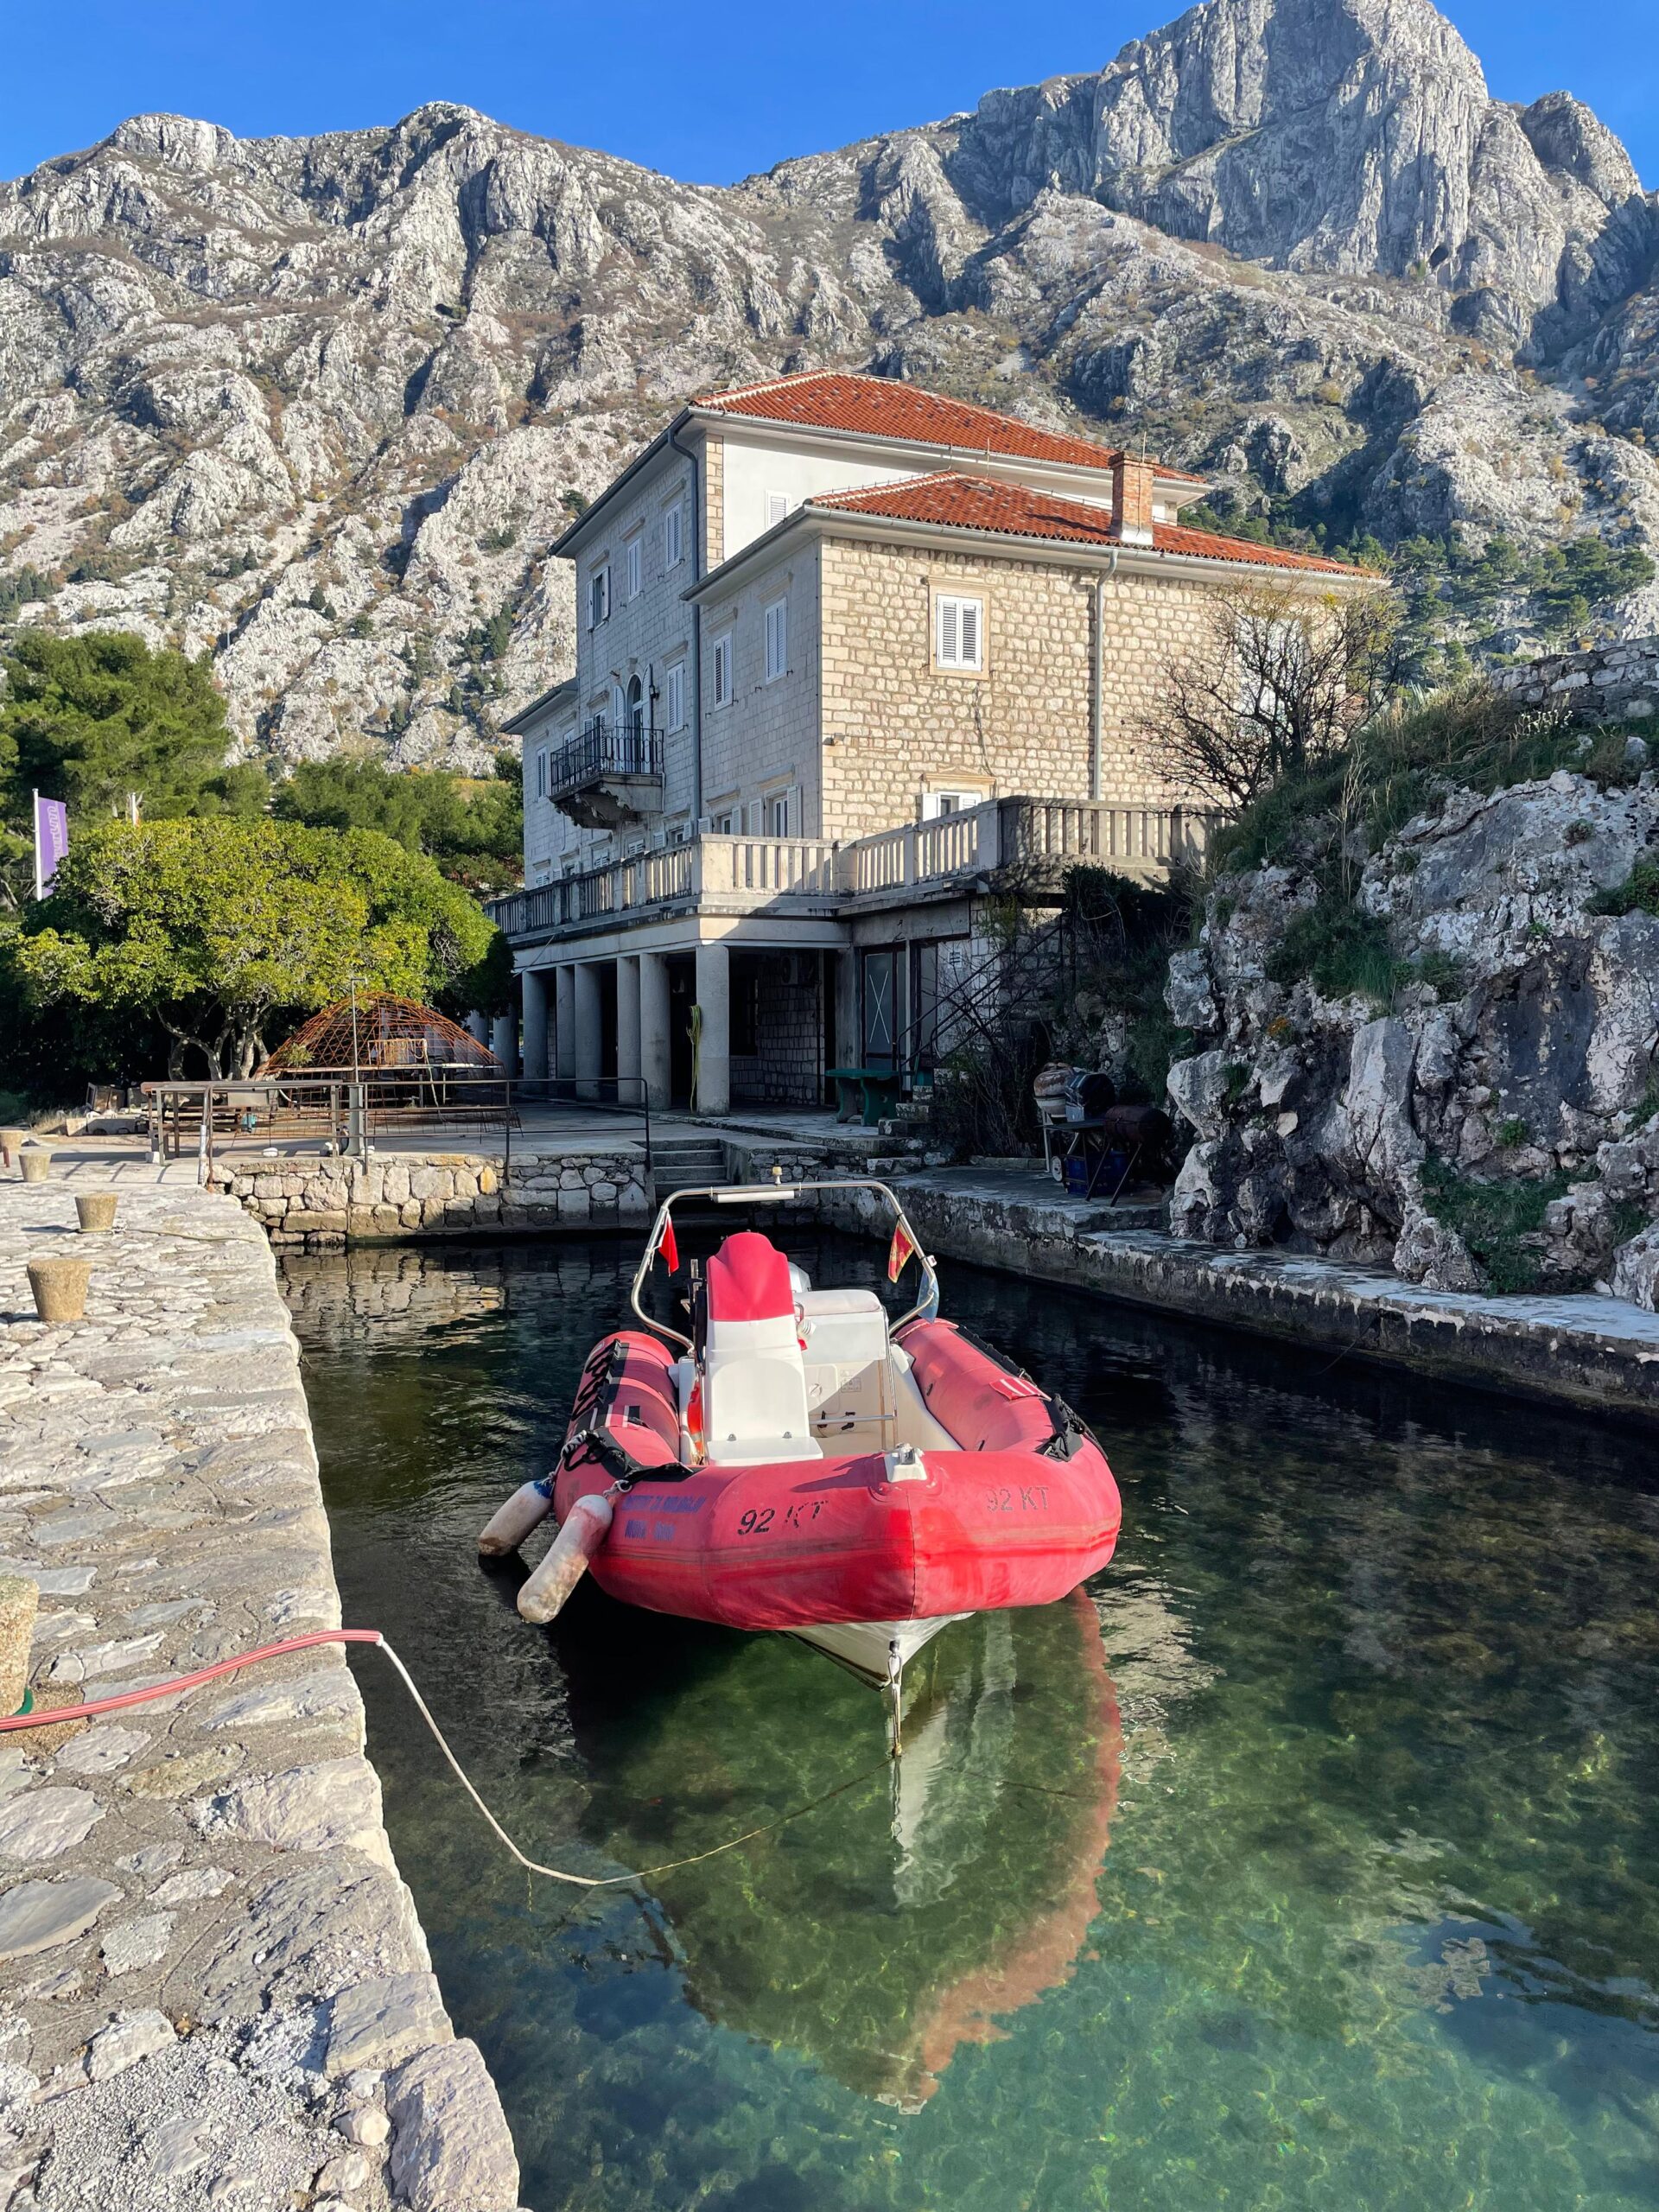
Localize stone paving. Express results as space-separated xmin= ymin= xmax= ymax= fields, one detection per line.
xmin=0 ymin=1180 xmax=523 ymax=2211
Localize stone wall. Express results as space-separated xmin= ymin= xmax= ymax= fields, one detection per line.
xmin=210 ymin=1147 xmax=652 ymax=1247
xmin=0 ymin=1180 xmax=520 ymax=2209
xmin=816 ymin=538 xmax=1249 ymax=839
xmin=1496 ymin=634 xmax=1659 ymax=722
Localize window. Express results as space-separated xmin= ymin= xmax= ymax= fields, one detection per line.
xmin=664 ymin=501 xmax=683 ymax=569
xmin=587 ymin=564 xmax=610 ymax=629
xmin=625 ymin=534 xmax=642 ymax=601
xmin=767 ymin=492 xmax=796 ymax=530
xmin=535 ymin=747 xmax=549 ymax=799
xmin=935 ymin=593 xmax=983 ymax=671
xmin=711 ymin=631 xmax=734 ymax=708
xmin=625 ymin=674 xmax=645 ymax=741
xmin=765 ymin=789 xmax=791 ymax=837
xmin=921 ymin=787 xmax=981 ymax=819
xmin=764 ymin=596 xmax=787 ymax=683
xmin=710 ymin=809 xmax=736 ymax=835
xmin=664 ymin=658 xmax=686 ymax=733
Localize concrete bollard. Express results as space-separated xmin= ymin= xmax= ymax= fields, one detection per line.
xmin=517 ymin=1493 xmax=613 ymax=1624
xmin=478 ymin=1478 xmax=556 ymax=1556
xmin=74 ymin=1192 xmax=119 ymax=1233
xmin=0 ymin=1128 xmax=25 ymax=1172
xmin=18 ymin=1148 xmax=51 ymax=1185
xmin=26 ymin=1259 xmax=92 ymax=1324
xmin=0 ymin=1575 xmax=38 ymax=1718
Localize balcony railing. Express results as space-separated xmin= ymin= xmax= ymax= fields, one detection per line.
xmin=489 ymin=798 xmax=1224 ymax=944
xmin=548 ymin=717 xmax=664 ymax=802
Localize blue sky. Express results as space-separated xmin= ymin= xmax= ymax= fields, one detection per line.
xmin=3 ymin=0 xmax=1654 ymax=190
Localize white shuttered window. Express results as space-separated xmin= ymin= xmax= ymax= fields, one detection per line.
xmin=764 ymin=596 xmax=787 ymax=682
xmin=935 ymin=593 xmax=983 ymax=671
xmin=664 ymin=502 xmax=683 ymax=569
xmin=711 ymin=631 xmax=734 ymax=708
xmin=664 ymin=659 xmax=686 ymax=732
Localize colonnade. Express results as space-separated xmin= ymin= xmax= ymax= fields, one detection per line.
xmin=512 ymin=942 xmax=732 ymax=1113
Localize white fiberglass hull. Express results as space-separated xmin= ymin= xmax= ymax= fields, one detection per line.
xmin=789 ymin=1614 xmax=970 ymax=1685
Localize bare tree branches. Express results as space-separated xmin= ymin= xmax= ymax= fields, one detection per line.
xmin=1141 ymin=582 xmax=1401 ymax=809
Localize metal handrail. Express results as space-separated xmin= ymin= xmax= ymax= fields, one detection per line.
xmin=548 ymin=718 xmax=664 ymax=800
xmin=628 ymin=1178 xmax=938 ymax=1353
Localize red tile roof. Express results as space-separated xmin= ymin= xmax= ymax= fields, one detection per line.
xmin=806 ymin=471 xmax=1370 ymax=576
xmin=695 ymin=370 xmax=1206 ymax=486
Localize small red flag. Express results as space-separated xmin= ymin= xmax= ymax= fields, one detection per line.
xmin=660 ymin=1217 xmax=680 ymax=1274
xmin=887 ymin=1222 xmax=917 ymax=1282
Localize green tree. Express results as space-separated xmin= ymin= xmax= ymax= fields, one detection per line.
xmin=273 ymin=755 xmax=523 ymax=895
xmin=0 ymin=631 xmax=268 ymax=908
xmin=5 ymin=818 xmax=506 ymax=1079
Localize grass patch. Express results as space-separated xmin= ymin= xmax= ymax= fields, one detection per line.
xmin=1612 ymin=1198 xmax=1653 ymax=1249
xmin=1266 ymin=898 xmax=1403 ymax=1007
xmin=1590 ymin=856 xmax=1659 ymax=918
xmin=1419 ymin=1158 xmax=1570 ymax=1294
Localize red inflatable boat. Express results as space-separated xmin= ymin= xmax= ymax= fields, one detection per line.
xmin=479 ymin=1179 xmax=1121 ymax=1692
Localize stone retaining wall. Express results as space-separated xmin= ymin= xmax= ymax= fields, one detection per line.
xmin=209 ymin=1147 xmax=651 ymax=1247
xmin=1496 ymin=633 xmax=1659 ymax=723
xmin=835 ymin=1171 xmax=1659 ymax=1422
xmin=0 ymin=1182 xmax=523 ymax=2210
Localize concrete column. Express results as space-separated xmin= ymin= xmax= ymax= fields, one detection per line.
xmin=834 ymin=950 xmax=859 ymax=1070
xmin=694 ymin=939 xmax=730 ymax=1116
xmin=521 ymin=969 xmax=550 ymax=1085
xmin=490 ymin=998 xmax=518 ymax=1077
xmin=639 ymin=950 xmax=671 ymax=1111
xmin=555 ymin=966 xmax=576 ymax=1084
xmin=574 ymin=963 xmax=603 ymax=1101
xmin=465 ymin=1010 xmax=488 ymax=1046
xmin=615 ymin=955 xmax=642 ymax=1108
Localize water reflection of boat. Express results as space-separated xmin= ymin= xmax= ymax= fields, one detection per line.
xmin=550 ymin=1584 xmax=1120 ymax=2109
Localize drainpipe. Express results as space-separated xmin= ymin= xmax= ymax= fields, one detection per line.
xmin=1090 ymin=550 xmax=1119 ymax=804
xmin=669 ymin=425 xmax=703 ymax=824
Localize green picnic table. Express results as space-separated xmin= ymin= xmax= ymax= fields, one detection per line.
xmin=826 ymin=1065 xmax=904 ymax=1126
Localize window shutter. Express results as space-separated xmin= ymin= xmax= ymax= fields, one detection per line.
xmin=938 ymin=598 xmax=957 ymax=665
xmin=766 ymin=493 xmax=789 ymax=528
xmin=960 ymin=600 xmax=980 ymax=668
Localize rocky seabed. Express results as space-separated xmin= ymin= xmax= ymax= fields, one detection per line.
xmin=0 ymin=1184 xmax=523 ymax=2212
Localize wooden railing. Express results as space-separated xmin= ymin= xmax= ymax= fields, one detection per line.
xmin=488 ymin=800 xmax=1223 ymax=942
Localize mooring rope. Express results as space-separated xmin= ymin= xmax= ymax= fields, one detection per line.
xmin=0 ymin=1629 xmax=887 ymax=1891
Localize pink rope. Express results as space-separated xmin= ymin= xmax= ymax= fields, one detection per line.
xmin=0 ymin=1629 xmax=385 ymax=1732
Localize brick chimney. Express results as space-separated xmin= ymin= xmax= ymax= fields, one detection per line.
xmin=1110 ymin=454 xmax=1155 ymax=546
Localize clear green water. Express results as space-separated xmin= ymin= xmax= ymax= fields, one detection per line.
xmin=282 ymin=1234 xmax=1659 ymax=2212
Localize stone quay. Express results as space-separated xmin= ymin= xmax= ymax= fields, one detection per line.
xmin=0 ymin=1181 xmax=523 ymax=2212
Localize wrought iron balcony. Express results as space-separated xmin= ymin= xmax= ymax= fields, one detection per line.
xmin=548 ymin=717 xmax=664 ymax=828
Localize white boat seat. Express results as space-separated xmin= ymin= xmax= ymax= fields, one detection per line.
xmin=799 ymin=1287 xmax=891 ymax=1443
xmin=702 ymin=1231 xmax=822 ymax=1467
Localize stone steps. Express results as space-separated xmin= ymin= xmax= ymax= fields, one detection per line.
xmin=652 ymin=1139 xmax=728 ymax=1196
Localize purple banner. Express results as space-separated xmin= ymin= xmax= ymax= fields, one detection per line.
xmin=33 ymin=794 xmax=68 ymax=899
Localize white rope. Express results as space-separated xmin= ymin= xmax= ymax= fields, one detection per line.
xmin=375 ymin=1639 xmax=887 ymax=1890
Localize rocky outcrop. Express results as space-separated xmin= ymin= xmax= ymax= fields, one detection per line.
xmin=1164 ymin=766 xmax=1659 ymax=1302
xmin=2 ymin=0 xmax=1659 ymax=763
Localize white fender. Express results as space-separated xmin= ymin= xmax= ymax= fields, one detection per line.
xmin=478 ymin=1480 xmax=555 ymax=1557
xmin=516 ymin=1493 xmax=614 ymax=1624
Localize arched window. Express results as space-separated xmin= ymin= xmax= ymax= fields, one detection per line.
xmin=626 ymin=675 xmax=645 ymax=749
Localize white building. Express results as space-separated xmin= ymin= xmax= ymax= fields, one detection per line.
xmin=496 ymin=371 xmax=1363 ymax=1113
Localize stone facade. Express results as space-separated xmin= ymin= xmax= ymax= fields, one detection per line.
xmin=815 ymin=539 xmax=1243 ymax=838
xmin=1496 ymin=634 xmax=1659 ymax=723
xmin=210 ymin=1149 xmax=651 ymax=1246
xmin=700 ymin=537 xmax=823 ymax=834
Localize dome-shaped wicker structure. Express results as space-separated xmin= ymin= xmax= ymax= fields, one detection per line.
xmin=266 ymin=995 xmax=502 ymax=1077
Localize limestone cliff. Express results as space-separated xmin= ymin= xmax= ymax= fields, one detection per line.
xmin=1 ymin=0 xmax=1657 ymax=766
xmin=1164 ymin=741 xmax=1659 ymax=1306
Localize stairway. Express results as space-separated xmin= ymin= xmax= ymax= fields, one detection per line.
xmin=651 ymin=1135 xmax=729 ymax=1196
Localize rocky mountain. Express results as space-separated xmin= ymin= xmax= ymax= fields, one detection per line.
xmin=2 ymin=0 xmax=1657 ymax=769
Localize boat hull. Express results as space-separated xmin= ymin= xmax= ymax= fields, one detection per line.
xmin=552 ymin=1326 xmax=1121 ymax=1637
